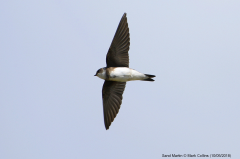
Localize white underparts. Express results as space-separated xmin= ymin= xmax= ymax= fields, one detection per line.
xmin=97 ymin=67 xmax=148 ymax=82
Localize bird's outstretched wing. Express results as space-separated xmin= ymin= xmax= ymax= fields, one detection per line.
xmin=106 ymin=13 xmax=130 ymax=67
xmin=102 ymin=81 xmax=126 ymax=129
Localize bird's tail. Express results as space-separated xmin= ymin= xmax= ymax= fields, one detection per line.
xmin=142 ymin=74 xmax=156 ymax=81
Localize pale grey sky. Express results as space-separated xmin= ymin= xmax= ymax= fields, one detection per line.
xmin=1 ymin=1 xmax=240 ymax=158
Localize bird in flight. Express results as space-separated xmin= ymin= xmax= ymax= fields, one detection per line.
xmin=95 ymin=13 xmax=155 ymax=130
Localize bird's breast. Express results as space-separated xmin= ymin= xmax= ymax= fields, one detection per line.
xmin=108 ymin=67 xmax=145 ymax=82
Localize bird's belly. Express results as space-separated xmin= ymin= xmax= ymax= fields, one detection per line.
xmin=109 ymin=75 xmax=131 ymax=82
xmin=108 ymin=68 xmax=145 ymax=82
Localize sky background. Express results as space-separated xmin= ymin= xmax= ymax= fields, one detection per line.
xmin=1 ymin=1 xmax=240 ymax=159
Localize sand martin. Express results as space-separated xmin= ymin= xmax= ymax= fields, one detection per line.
xmin=95 ymin=13 xmax=155 ymax=130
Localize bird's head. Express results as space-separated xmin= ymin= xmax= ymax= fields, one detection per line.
xmin=94 ymin=68 xmax=106 ymax=79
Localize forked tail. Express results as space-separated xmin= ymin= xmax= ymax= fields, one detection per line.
xmin=142 ymin=74 xmax=156 ymax=81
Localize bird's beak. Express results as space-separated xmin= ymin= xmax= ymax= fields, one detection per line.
xmin=94 ymin=74 xmax=97 ymax=76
